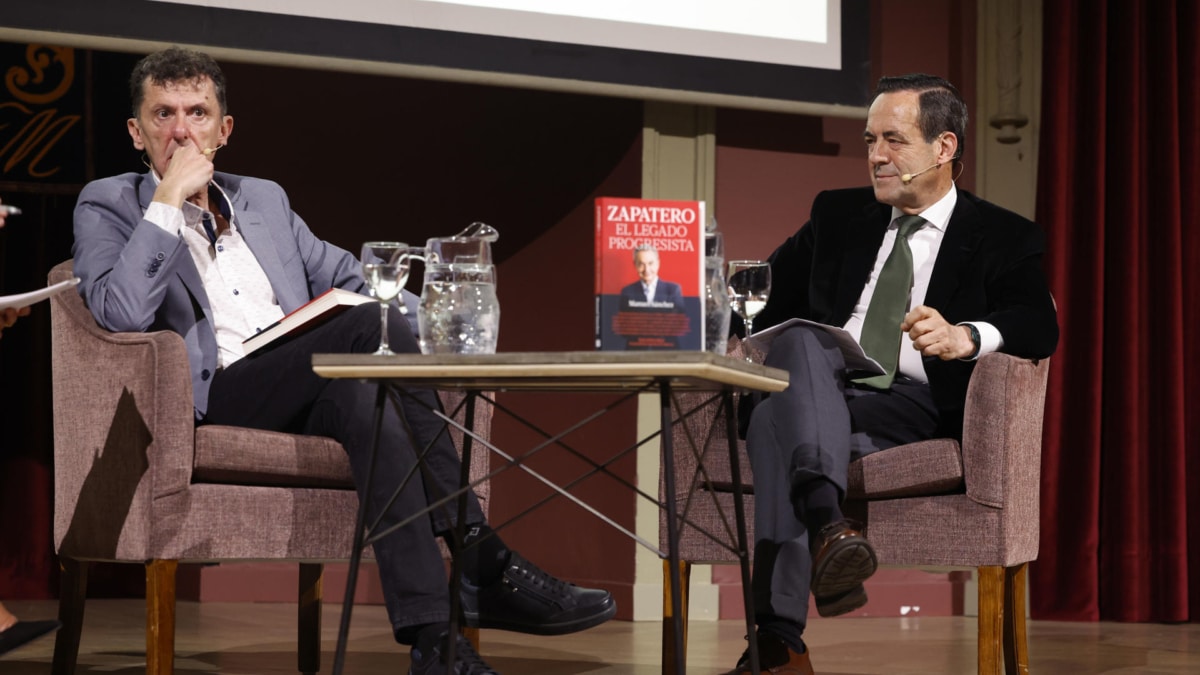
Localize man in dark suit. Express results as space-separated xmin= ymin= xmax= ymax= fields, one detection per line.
xmin=619 ymin=244 xmax=684 ymax=308
xmin=724 ymin=74 xmax=1058 ymax=674
xmin=72 ymin=47 xmax=614 ymax=675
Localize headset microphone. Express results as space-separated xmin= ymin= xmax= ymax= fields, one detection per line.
xmin=900 ymin=161 xmax=942 ymax=184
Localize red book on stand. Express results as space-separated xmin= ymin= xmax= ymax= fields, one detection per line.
xmin=594 ymin=197 xmax=705 ymax=351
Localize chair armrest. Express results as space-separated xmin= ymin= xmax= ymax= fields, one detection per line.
xmin=49 ymin=262 xmax=196 ymax=558
xmin=960 ymin=352 xmax=1051 ymax=509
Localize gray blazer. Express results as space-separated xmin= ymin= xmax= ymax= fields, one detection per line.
xmin=72 ymin=170 xmax=414 ymax=420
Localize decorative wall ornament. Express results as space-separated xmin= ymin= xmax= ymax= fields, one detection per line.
xmin=989 ymin=1 xmax=1029 ymax=144
xmin=1 ymin=44 xmax=84 ymax=182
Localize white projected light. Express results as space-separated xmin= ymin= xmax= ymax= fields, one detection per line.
xmin=5 ymin=0 xmax=869 ymax=113
xmin=151 ymin=0 xmax=839 ymax=69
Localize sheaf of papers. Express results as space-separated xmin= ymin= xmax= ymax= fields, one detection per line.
xmin=746 ymin=318 xmax=885 ymax=375
xmin=0 ymin=277 xmax=81 ymax=310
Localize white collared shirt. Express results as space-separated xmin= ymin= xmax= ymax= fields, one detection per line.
xmin=144 ymin=180 xmax=284 ymax=368
xmin=641 ymin=279 xmax=657 ymax=301
xmin=843 ymin=187 xmax=1002 ymax=382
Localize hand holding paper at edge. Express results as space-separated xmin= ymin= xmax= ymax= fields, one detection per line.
xmin=745 ymin=318 xmax=886 ymax=375
xmin=0 ymin=277 xmax=81 ymax=311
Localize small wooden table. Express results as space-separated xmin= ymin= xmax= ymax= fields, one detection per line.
xmin=313 ymin=351 xmax=788 ymax=674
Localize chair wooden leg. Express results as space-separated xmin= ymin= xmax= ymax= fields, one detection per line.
xmin=462 ymin=626 xmax=481 ymax=653
xmin=1003 ymin=563 xmax=1030 ymax=675
xmin=146 ymin=560 xmax=178 ymax=675
xmin=661 ymin=559 xmax=691 ymax=675
xmin=298 ymin=563 xmax=324 ymax=675
xmin=977 ymin=566 xmax=1004 ymax=675
xmin=51 ymin=557 xmax=89 ymax=675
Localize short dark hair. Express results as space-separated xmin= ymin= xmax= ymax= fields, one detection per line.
xmin=129 ymin=47 xmax=228 ymax=117
xmin=871 ymin=73 xmax=968 ymax=162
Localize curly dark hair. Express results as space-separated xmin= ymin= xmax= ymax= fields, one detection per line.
xmin=129 ymin=46 xmax=228 ymax=117
xmin=872 ymin=73 xmax=967 ymax=162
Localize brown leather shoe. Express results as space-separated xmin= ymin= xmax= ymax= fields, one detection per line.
xmin=810 ymin=519 xmax=877 ymax=600
xmin=814 ymin=583 xmax=868 ymax=618
xmin=722 ymin=632 xmax=815 ymax=675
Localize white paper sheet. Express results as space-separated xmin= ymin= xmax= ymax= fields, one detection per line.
xmin=0 ymin=277 xmax=81 ymax=311
xmin=746 ymin=317 xmax=885 ymax=375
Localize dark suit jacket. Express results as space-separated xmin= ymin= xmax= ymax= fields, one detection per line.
xmin=619 ymin=279 xmax=684 ymax=308
xmin=756 ymin=186 xmax=1058 ymax=440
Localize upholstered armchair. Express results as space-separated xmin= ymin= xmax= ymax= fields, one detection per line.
xmin=47 ymin=260 xmax=491 ymax=675
xmin=661 ymin=336 xmax=1051 ymax=675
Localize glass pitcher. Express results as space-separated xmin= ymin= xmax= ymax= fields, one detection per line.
xmin=704 ymin=229 xmax=731 ymax=355
xmin=417 ymin=222 xmax=501 ymax=355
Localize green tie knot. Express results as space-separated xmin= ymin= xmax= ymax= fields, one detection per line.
xmin=852 ymin=214 xmax=927 ymax=390
xmin=895 ymin=214 xmax=925 ymax=239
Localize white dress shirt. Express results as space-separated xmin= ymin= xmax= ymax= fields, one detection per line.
xmin=144 ymin=181 xmax=284 ymax=368
xmin=843 ymin=187 xmax=1003 ymax=383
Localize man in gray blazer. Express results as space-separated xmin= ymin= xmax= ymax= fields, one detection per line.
xmin=72 ymin=47 xmax=614 ymax=675
xmin=723 ymin=75 xmax=1058 ymax=674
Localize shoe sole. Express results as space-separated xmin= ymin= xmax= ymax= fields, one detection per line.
xmin=463 ymin=599 xmax=617 ymax=636
xmin=810 ymin=537 xmax=877 ymax=599
xmin=815 ymin=584 xmax=868 ymax=617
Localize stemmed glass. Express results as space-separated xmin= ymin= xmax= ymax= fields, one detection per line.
xmin=727 ymin=260 xmax=772 ymax=346
xmin=361 ymin=241 xmax=415 ymax=356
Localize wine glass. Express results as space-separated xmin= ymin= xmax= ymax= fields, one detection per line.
xmin=361 ymin=241 xmax=415 ymax=356
xmin=727 ymin=260 xmax=772 ymax=345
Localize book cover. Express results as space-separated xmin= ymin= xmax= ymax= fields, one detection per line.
xmin=242 ymin=287 xmax=374 ymax=356
xmin=595 ymin=197 xmax=705 ymax=351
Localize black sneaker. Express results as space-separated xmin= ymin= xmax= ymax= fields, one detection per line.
xmin=409 ymin=630 xmax=499 ymax=675
xmin=461 ymin=551 xmax=617 ymax=635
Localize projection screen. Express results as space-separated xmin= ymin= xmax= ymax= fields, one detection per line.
xmin=0 ymin=0 xmax=871 ymax=115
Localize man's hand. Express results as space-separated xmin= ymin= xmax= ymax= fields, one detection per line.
xmin=0 ymin=306 xmax=31 ymax=339
xmin=901 ymin=305 xmax=976 ymax=361
xmin=152 ymin=142 xmax=214 ymax=208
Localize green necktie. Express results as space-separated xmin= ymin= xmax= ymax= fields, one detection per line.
xmin=854 ymin=214 xmax=926 ymax=390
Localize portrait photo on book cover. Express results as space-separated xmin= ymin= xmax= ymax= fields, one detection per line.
xmin=615 ymin=245 xmax=689 ymax=349
xmin=619 ymin=245 xmax=685 ymax=310
xmin=599 ymin=245 xmax=701 ymax=350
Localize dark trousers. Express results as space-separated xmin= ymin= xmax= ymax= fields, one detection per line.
xmin=746 ymin=325 xmax=938 ymax=631
xmin=206 ymin=302 xmax=484 ymax=635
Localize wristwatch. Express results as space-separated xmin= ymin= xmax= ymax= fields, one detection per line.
xmin=961 ymin=322 xmax=981 ymax=360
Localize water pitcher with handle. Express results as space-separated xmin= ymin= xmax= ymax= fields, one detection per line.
xmin=416 ymin=222 xmax=501 ymax=354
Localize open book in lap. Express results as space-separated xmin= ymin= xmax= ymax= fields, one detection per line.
xmin=241 ymin=287 xmax=374 ymax=356
xmin=745 ymin=318 xmax=885 ymax=375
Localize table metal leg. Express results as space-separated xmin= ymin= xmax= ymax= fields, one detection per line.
xmin=444 ymin=391 xmax=478 ymax=668
xmin=723 ymin=390 xmax=760 ymax=675
xmin=659 ymin=381 xmax=686 ymax=674
xmin=333 ymin=383 xmax=389 ymax=675
xmin=389 ymin=387 xmax=468 ymax=668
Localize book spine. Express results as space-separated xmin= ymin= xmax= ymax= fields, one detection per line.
xmin=697 ymin=201 xmax=707 ymax=351
xmin=595 ymin=199 xmax=605 ymax=349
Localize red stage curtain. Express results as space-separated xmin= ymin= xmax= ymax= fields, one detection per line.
xmin=1033 ymin=0 xmax=1200 ymax=621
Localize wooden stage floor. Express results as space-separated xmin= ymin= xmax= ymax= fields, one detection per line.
xmin=2 ymin=599 xmax=1197 ymax=673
